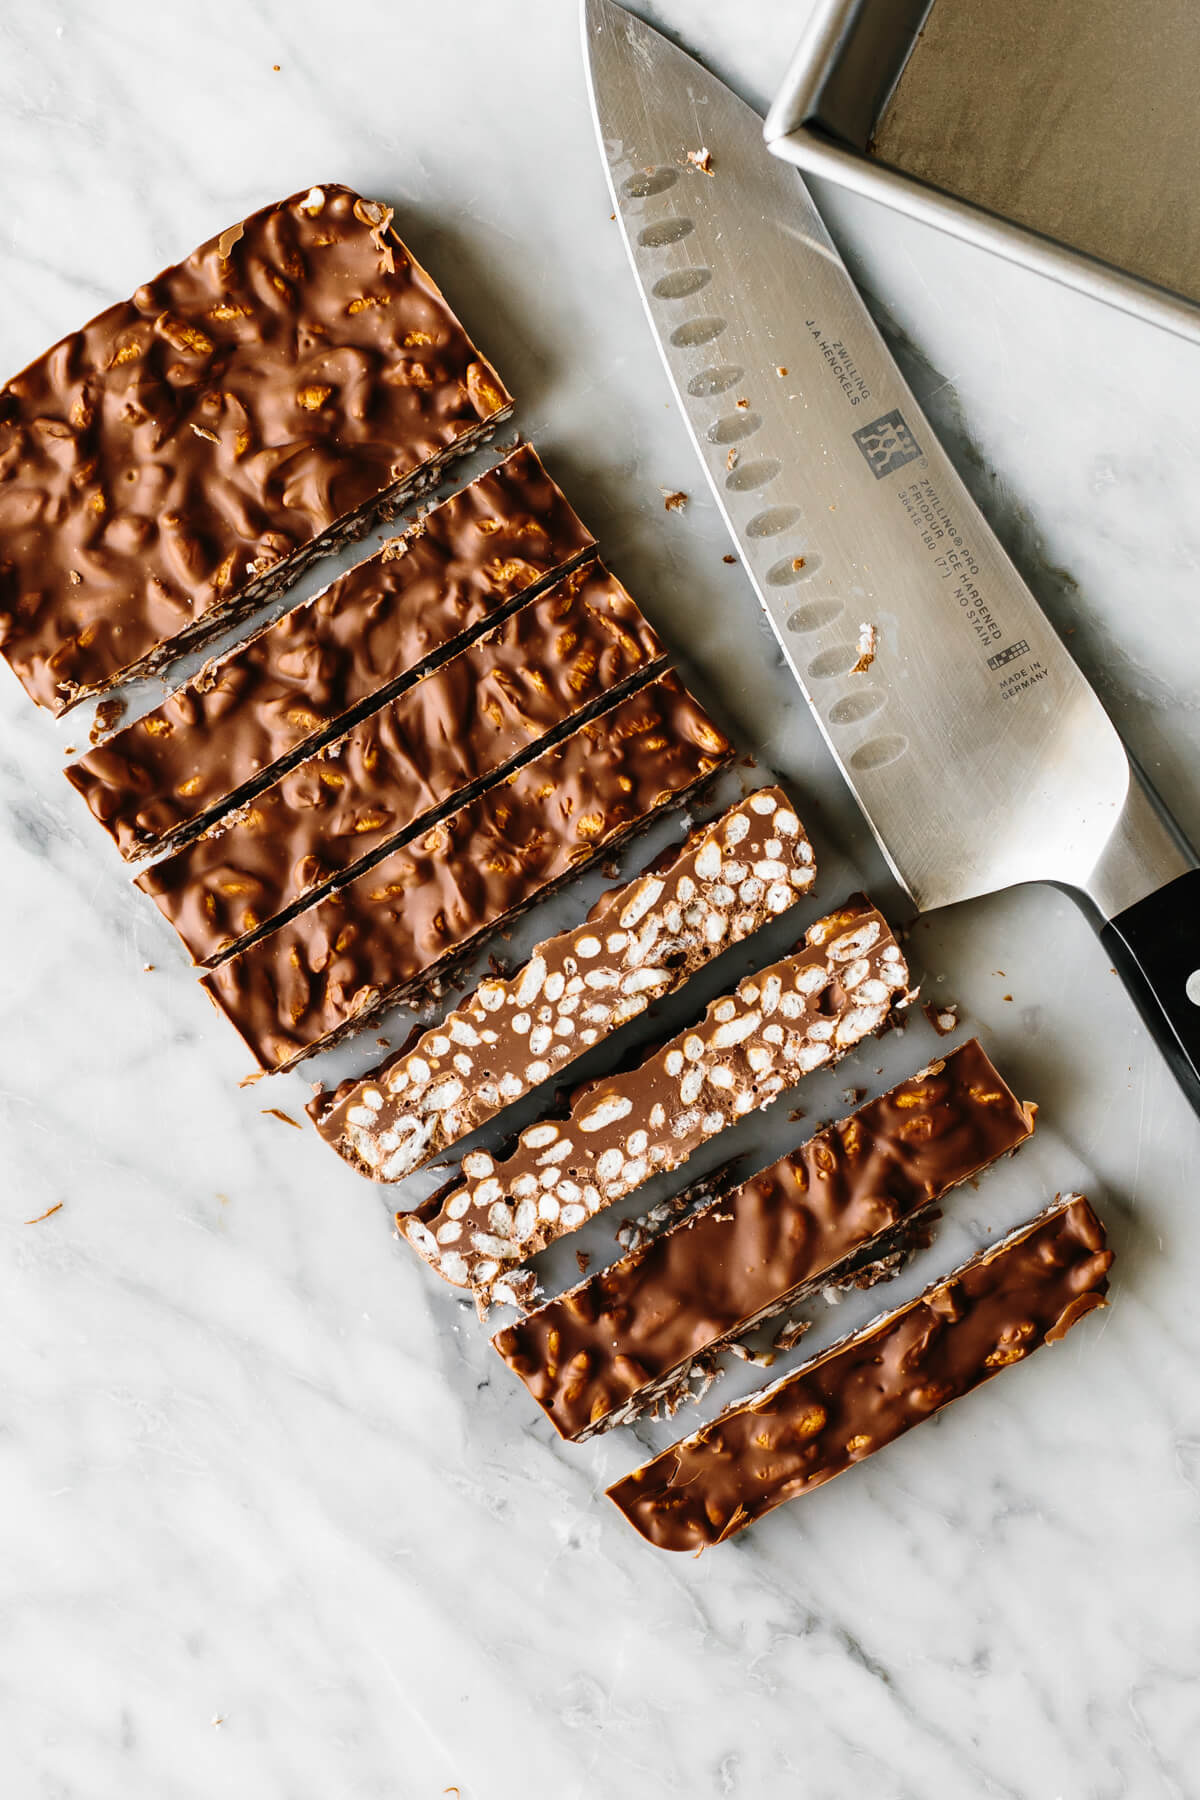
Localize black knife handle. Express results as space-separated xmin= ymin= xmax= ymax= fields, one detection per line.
xmin=1099 ymin=868 xmax=1200 ymax=1116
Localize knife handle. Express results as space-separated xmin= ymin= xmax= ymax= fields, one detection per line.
xmin=1099 ymin=869 xmax=1200 ymax=1117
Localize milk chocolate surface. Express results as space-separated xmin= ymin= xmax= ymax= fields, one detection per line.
xmin=136 ymin=561 xmax=665 ymax=963
xmin=202 ymin=672 xmax=731 ymax=1072
xmin=1 ymin=184 xmax=512 ymax=714
xmin=608 ymin=1195 xmax=1111 ymax=1551
xmin=404 ymin=898 xmax=911 ymax=1309
xmin=65 ymin=445 xmax=592 ymax=859
xmin=311 ymin=789 xmax=815 ymax=1182
xmin=494 ymin=1039 xmax=1035 ymax=1439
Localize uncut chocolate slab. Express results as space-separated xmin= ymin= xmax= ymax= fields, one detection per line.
xmin=136 ymin=561 xmax=666 ymax=964
xmin=609 ymin=1194 xmax=1111 ymax=1551
xmin=310 ymin=788 xmax=816 ymax=1182
xmin=494 ymin=1038 xmax=1035 ymax=1439
xmin=64 ymin=444 xmax=593 ymax=860
xmin=404 ymin=897 xmax=911 ymax=1310
xmin=202 ymin=672 xmax=731 ymax=1072
xmin=0 ymin=183 xmax=513 ymax=716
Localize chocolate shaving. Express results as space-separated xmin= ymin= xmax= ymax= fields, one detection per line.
xmin=25 ymin=1201 xmax=64 ymax=1224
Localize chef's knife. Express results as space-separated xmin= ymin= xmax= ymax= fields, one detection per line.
xmin=582 ymin=0 xmax=1200 ymax=1116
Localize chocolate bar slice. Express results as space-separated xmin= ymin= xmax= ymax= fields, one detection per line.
xmin=310 ymin=788 xmax=816 ymax=1182
xmin=64 ymin=445 xmax=593 ymax=859
xmin=1 ymin=184 xmax=513 ymax=716
xmin=202 ymin=672 xmax=731 ymax=1072
xmin=608 ymin=1194 xmax=1111 ymax=1551
xmin=494 ymin=1039 xmax=1035 ymax=1439
xmin=135 ymin=561 xmax=666 ymax=964
xmin=404 ymin=897 xmax=911 ymax=1309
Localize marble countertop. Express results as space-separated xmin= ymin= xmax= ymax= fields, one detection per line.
xmin=3 ymin=3 xmax=1200 ymax=1796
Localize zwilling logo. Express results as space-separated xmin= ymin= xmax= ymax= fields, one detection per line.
xmin=852 ymin=409 xmax=923 ymax=479
xmin=988 ymin=640 xmax=1030 ymax=671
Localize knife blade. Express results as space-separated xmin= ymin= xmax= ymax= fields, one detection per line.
xmin=582 ymin=0 xmax=1200 ymax=1114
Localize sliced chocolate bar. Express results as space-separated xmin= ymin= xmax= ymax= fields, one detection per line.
xmin=311 ymin=788 xmax=815 ymax=1182
xmin=494 ymin=1039 xmax=1035 ymax=1438
xmin=2 ymin=184 xmax=513 ymax=714
xmin=202 ymin=672 xmax=731 ymax=1072
xmin=404 ymin=897 xmax=911 ymax=1309
xmin=135 ymin=560 xmax=665 ymax=963
xmin=608 ymin=1195 xmax=1111 ymax=1551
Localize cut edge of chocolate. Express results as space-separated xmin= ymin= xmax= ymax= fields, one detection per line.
xmin=137 ymin=646 xmax=671 ymax=969
xmin=65 ymin=442 xmax=593 ymax=864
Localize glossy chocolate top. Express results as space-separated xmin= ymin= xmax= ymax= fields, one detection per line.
xmin=494 ymin=1038 xmax=1035 ymax=1439
xmin=310 ymin=789 xmax=815 ymax=1183
xmin=404 ymin=898 xmax=911 ymax=1308
xmin=64 ymin=445 xmax=593 ymax=858
xmin=1 ymin=184 xmax=512 ymax=713
xmin=202 ymin=672 xmax=731 ymax=1072
xmin=608 ymin=1195 xmax=1111 ymax=1551
xmin=135 ymin=561 xmax=665 ymax=963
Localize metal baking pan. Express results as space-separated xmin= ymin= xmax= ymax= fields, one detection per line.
xmin=764 ymin=0 xmax=1200 ymax=347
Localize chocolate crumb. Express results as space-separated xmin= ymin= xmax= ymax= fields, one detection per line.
xmin=923 ymin=1000 xmax=959 ymax=1036
xmin=722 ymin=554 xmax=737 ymax=564
xmin=725 ymin=448 xmax=739 ymax=471
xmin=661 ymin=489 xmax=688 ymax=512
xmin=575 ymin=1250 xmax=591 ymax=1275
xmin=772 ymin=1315 xmax=812 ymax=1352
xmin=687 ymin=147 xmax=714 ymax=174
xmin=851 ymin=622 xmax=878 ymax=674
xmin=90 ymin=697 xmax=126 ymax=744
xmin=728 ymin=1342 xmax=776 ymax=1368
xmin=776 ymin=365 xmax=788 ymax=377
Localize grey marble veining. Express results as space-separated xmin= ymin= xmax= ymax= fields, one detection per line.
xmin=2 ymin=3 xmax=1200 ymax=1797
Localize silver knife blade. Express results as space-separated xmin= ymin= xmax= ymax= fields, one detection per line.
xmin=581 ymin=0 xmax=1187 ymax=919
